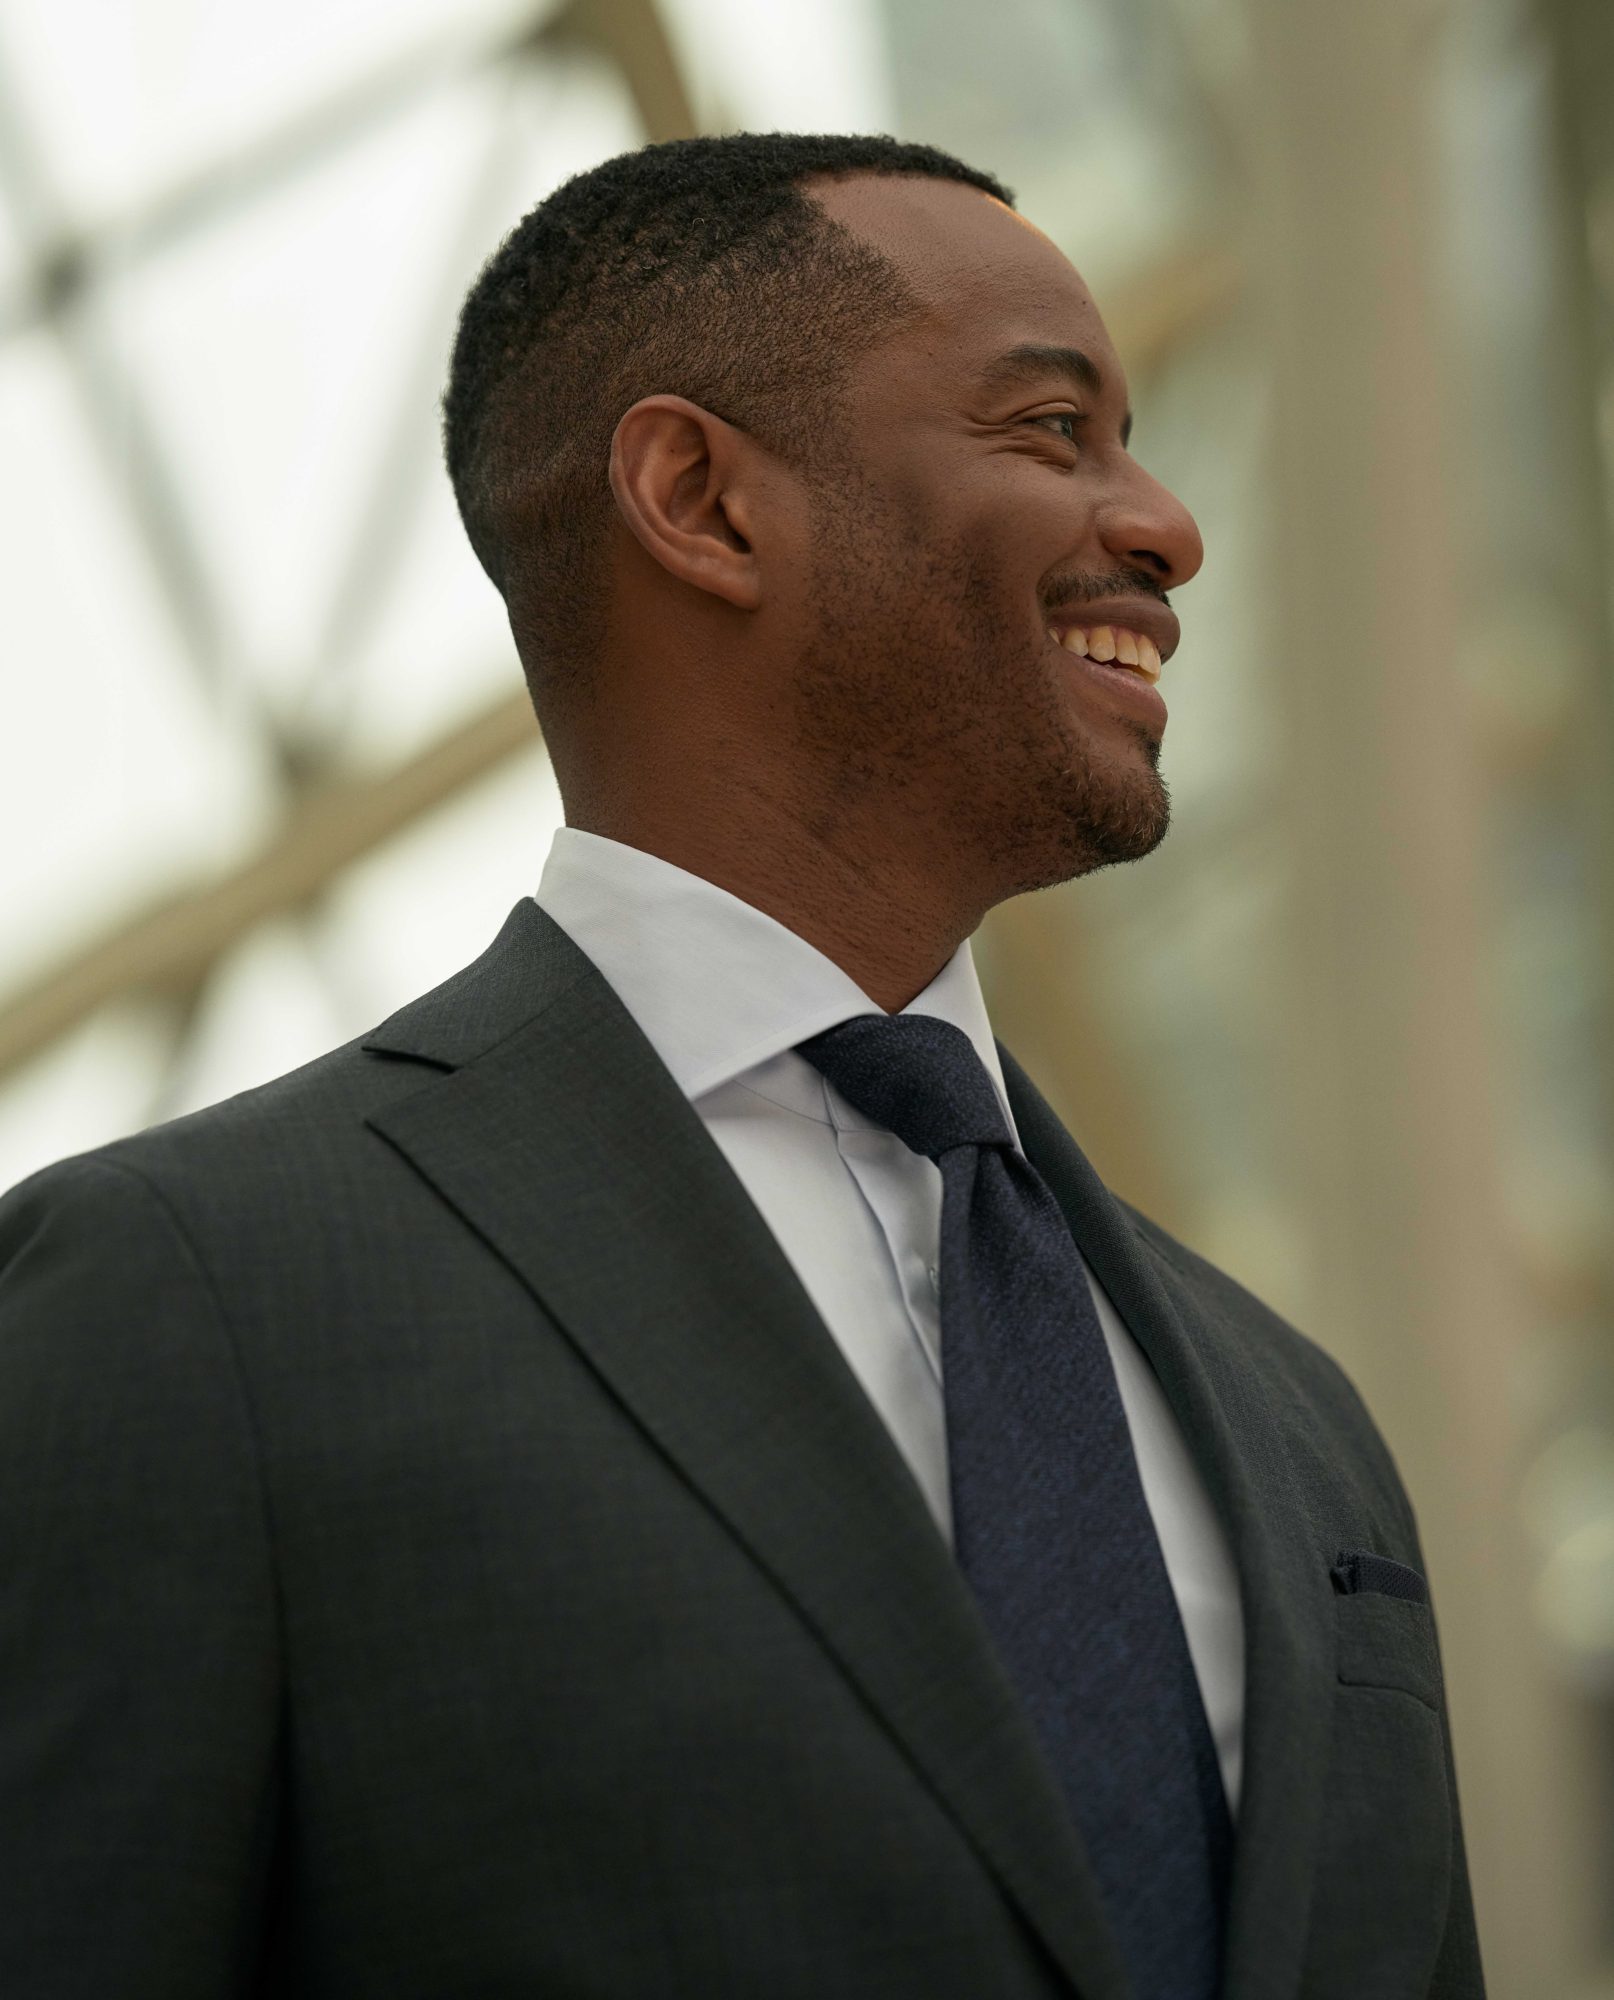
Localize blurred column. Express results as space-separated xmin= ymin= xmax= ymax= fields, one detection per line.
xmin=1243 ymin=0 xmax=1602 ymax=1991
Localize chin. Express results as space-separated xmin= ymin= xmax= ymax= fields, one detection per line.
xmin=993 ymin=772 xmax=1172 ymax=897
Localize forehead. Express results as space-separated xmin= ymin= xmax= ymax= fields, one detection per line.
xmin=803 ymin=173 xmax=1121 ymax=391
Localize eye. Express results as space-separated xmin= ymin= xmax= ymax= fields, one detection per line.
xmin=1027 ymin=409 xmax=1082 ymax=445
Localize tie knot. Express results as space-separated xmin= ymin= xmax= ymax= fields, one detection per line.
xmin=796 ymin=1013 xmax=1012 ymax=1162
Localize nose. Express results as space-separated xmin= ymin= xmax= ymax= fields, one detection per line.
xmin=1098 ymin=458 xmax=1204 ymax=589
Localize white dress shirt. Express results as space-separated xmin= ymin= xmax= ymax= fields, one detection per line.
xmin=535 ymin=825 xmax=1245 ymax=1811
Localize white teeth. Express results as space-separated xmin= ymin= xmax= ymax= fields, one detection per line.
xmin=1056 ymin=620 xmax=1168 ymax=684
xmin=1051 ymin=624 xmax=1163 ymax=683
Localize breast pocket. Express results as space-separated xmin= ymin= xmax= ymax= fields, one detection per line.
xmin=1334 ymin=1586 xmax=1441 ymax=1712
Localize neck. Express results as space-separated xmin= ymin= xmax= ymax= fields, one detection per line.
xmin=562 ymin=782 xmax=986 ymax=1014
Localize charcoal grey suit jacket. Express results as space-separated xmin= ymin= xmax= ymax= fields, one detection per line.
xmin=0 ymin=896 xmax=1483 ymax=1998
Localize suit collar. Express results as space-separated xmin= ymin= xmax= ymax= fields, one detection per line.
xmin=364 ymin=899 xmax=1128 ymax=2000
xmin=369 ymin=881 xmax=1021 ymax=1136
xmin=363 ymin=895 xmax=588 ymax=1071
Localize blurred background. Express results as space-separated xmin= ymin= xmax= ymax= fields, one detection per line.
xmin=1 ymin=0 xmax=1611 ymax=1988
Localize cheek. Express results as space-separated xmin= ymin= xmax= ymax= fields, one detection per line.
xmin=962 ymin=457 xmax=1097 ymax=583
xmin=814 ymin=451 xmax=1079 ymax=649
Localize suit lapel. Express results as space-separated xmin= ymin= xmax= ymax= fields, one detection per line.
xmin=1001 ymin=1046 xmax=1335 ymax=2000
xmin=362 ymin=901 xmax=1127 ymax=2000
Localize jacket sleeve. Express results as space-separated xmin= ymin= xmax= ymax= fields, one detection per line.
xmin=1417 ymin=1530 xmax=1487 ymax=1998
xmin=0 ymin=1154 xmax=282 ymax=1999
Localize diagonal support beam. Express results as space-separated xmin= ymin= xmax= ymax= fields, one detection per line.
xmin=0 ymin=693 xmax=540 ymax=1082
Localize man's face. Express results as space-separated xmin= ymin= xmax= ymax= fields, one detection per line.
xmin=782 ymin=173 xmax=1203 ymax=902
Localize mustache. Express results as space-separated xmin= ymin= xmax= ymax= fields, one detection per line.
xmin=1043 ymin=564 xmax=1170 ymax=611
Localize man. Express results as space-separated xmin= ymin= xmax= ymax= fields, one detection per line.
xmin=0 ymin=133 xmax=1482 ymax=1998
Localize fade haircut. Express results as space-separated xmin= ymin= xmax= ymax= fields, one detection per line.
xmin=442 ymin=131 xmax=1013 ymax=725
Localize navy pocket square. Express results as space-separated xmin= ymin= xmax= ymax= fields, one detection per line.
xmin=1330 ymin=1549 xmax=1428 ymax=1604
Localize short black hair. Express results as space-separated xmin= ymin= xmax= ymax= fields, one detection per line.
xmin=442 ymin=131 xmax=1013 ymax=724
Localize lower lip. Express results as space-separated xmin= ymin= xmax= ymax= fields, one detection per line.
xmin=1050 ymin=638 xmax=1168 ymax=728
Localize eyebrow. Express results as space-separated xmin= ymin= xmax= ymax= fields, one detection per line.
xmin=975 ymin=342 xmax=1134 ymax=448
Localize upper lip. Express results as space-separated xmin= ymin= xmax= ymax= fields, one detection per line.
xmin=1046 ymin=597 xmax=1180 ymax=666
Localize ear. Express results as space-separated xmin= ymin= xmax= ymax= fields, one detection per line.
xmin=607 ymin=396 xmax=768 ymax=612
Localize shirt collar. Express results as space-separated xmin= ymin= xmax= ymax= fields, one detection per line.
xmin=533 ymin=826 xmax=1019 ymax=1141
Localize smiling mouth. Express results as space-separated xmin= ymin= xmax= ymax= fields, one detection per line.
xmin=1046 ymin=624 xmax=1162 ymax=684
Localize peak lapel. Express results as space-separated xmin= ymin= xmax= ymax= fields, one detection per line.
xmin=1000 ymin=1044 xmax=1335 ymax=2000
xmin=363 ymin=902 xmax=1127 ymax=1999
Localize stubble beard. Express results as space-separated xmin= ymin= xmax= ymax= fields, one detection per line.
xmin=788 ymin=499 xmax=1172 ymax=905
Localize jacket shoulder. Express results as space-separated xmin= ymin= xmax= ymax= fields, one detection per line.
xmin=2 ymin=1026 xmax=437 ymax=1249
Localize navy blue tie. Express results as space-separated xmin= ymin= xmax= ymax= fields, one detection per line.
xmin=797 ymin=1012 xmax=1232 ymax=1999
